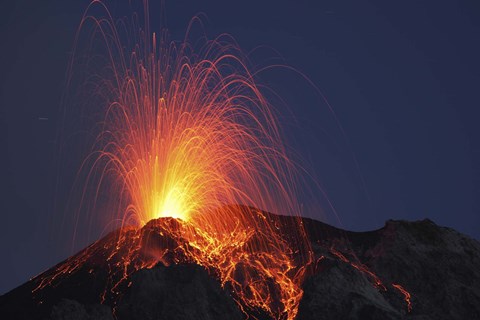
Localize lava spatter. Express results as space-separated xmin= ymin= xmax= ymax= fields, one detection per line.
xmin=51 ymin=1 xmax=312 ymax=318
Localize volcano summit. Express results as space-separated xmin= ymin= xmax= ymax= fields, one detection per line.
xmin=1 ymin=206 xmax=480 ymax=320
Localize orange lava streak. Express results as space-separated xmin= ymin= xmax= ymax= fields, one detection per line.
xmin=392 ymin=283 xmax=412 ymax=312
xmin=330 ymin=248 xmax=413 ymax=313
xmin=62 ymin=1 xmax=312 ymax=319
xmin=330 ymin=248 xmax=386 ymax=290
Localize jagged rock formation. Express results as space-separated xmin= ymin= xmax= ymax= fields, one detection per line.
xmin=1 ymin=208 xmax=479 ymax=320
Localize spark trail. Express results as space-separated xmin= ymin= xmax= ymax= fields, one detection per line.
xmin=52 ymin=1 xmax=312 ymax=319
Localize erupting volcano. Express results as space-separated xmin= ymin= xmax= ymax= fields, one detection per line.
xmin=2 ymin=2 xmax=480 ymax=320
xmin=44 ymin=1 xmax=311 ymax=319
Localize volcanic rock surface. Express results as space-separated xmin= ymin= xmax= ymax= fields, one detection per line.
xmin=1 ymin=207 xmax=479 ymax=320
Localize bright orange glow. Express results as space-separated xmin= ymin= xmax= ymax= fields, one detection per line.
xmin=393 ymin=283 xmax=412 ymax=312
xmin=53 ymin=1 xmax=312 ymax=319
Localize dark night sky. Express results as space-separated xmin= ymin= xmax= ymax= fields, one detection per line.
xmin=1 ymin=0 xmax=479 ymax=294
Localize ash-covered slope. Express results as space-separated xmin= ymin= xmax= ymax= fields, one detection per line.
xmin=1 ymin=208 xmax=479 ymax=320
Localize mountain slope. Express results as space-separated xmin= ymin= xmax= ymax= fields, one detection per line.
xmin=1 ymin=207 xmax=479 ymax=320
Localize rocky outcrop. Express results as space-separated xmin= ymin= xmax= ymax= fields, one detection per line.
xmin=297 ymin=218 xmax=480 ymax=319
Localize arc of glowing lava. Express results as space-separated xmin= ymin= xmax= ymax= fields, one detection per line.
xmin=63 ymin=1 xmax=313 ymax=319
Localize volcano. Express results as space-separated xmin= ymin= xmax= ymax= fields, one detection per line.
xmin=1 ymin=206 xmax=479 ymax=320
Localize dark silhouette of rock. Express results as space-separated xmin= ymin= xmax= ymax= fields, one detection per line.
xmin=1 ymin=208 xmax=479 ymax=320
xmin=115 ymin=264 xmax=243 ymax=320
xmin=50 ymin=299 xmax=113 ymax=320
xmin=296 ymin=218 xmax=480 ymax=320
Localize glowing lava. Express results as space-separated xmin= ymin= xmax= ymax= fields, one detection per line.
xmin=393 ymin=283 xmax=412 ymax=313
xmin=58 ymin=1 xmax=312 ymax=319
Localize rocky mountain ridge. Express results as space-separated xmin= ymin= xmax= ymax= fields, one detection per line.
xmin=1 ymin=208 xmax=479 ymax=320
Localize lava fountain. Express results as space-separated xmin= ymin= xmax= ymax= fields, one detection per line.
xmin=56 ymin=1 xmax=312 ymax=319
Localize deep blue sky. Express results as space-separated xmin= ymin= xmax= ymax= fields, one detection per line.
xmin=1 ymin=0 xmax=479 ymax=294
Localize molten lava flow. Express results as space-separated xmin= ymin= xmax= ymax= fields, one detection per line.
xmin=392 ymin=283 xmax=412 ymax=312
xmin=53 ymin=1 xmax=312 ymax=319
xmin=330 ymin=248 xmax=386 ymax=290
xmin=329 ymin=247 xmax=413 ymax=312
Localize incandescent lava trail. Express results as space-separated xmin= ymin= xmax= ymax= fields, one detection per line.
xmin=50 ymin=1 xmax=313 ymax=319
